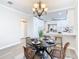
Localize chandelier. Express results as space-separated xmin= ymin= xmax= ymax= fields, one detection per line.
xmin=32 ymin=0 xmax=48 ymax=17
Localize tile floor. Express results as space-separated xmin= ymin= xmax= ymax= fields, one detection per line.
xmin=15 ymin=49 xmax=77 ymax=59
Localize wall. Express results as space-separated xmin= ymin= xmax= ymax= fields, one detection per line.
xmin=44 ymin=20 xmax=68 ymax=33
xmin=44 ymin=9 xmax=76 ymax=34
xmin=0 ymin=4 xmax=32 ymax=49
xmin=31 ymin=17 xmax=44 ymax=38
xmin=0 ymin=4 xmax=44 ymax=49
xmin=67 ymin=8 xmax=78 ymax=53
xmin=44 ymin=8 xmax=77 ymax=52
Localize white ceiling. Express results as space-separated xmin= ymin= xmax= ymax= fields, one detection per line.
xmin=0 ymin=0 xmax=76 ymax=21
xmin=40 ymin=10 xmax=68 ymax=21
xmin=0 ymin=0 xmax=75 ymax=14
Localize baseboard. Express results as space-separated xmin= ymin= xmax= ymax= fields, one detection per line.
xmin=0 ymin=41 xmax=21 ymax=50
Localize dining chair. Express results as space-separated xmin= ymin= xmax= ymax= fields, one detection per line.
xmin=62 ymin=42 xmax=70 ymax=59
xmin=25 ymin=37 xmax=32 ymax=46
xmin=23 ymin=46 xmax=35 ymax=59
xmin=49 ymin=35 xmax=63 ymax=57
xmin=55 ymin=35 xmax=63 ymax=49
xmin=50 ymin=42 xmax=70 ymax=59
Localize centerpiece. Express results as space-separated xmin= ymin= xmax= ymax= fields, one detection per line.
xmin=38 ymin=30 xmax=44 ymax=46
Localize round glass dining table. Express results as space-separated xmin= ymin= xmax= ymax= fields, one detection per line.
xmin=32 ymin=39 xmax=56 ymax=59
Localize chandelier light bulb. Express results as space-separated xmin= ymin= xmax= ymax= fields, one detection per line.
xmin=34 ymin=3 xmax=39 ymax=8
xmin=41 ymin=3 xmax=46 ymax=8
xmin=32 ymin=8 xmax=35 ymax=11
xmin=44 ymin=8 xmax=48 ymax=11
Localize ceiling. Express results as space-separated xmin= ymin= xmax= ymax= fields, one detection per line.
xmin=0 ymin=0 xmax=76 ymax=21
xmin=40 ymin=10 xmax=68 ymax=21
xmin=0 ymin=0 xmax=75 ymax=13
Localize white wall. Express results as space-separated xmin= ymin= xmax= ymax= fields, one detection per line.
xmin=0 ymin=4 xmax=32 ymax=49
xmin=0 ymin=4 xmax=45 ymax=49
xmin=44 ymin=20 xmax=68 ymax=33
xmin=44 ymin=8 xmax=77 ymax=53
xmin=31 ymin=17 xmax=44 ymax=38
xmin=44 ymin=9 xmax=76 ymax=34
xmin=66 ymin=8 xmax=78 ymax=54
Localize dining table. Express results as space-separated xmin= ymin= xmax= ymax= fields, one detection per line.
xmin=31 ymin=39 xmax=56 ymax=59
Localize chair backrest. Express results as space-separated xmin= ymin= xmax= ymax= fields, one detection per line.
xmin=26 ymin=37 xmax=32 ymax=46
xmin=23 ymin=46 xmax=35 ymax=59
xmin=55 ymin=35 xmax=63 ymax=49
xmin=49 ymin=42 xmax=70 ymax=59
xmin=62 ymin=42 xmax=70 ymax=59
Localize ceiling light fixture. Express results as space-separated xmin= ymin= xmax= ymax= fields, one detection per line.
xmin=32 ymin=0 xmax=48 ymax=17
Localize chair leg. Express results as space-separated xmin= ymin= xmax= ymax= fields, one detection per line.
xmin=33 ymin=54 xmax=35 ymax=59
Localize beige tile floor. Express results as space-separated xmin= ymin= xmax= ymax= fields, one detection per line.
xmin=0 ymin=42 xmax=77 ymax=59
xmin=15 ymin=49 xmax=77 ymax=59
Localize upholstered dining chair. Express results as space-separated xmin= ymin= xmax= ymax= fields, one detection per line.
xmin=25 ymin=37 xmax=32 ymax=46
xmin=55 ymin=35 xmax=63 ymax=50
xmin=23 ymin=46 xmax=35 ymax=59
xmin=50 ymin=42 xmax=70 ymax=59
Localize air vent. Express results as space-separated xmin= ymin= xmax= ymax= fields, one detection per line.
xmin=8 ymin=1 xmax=13 ymax=5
